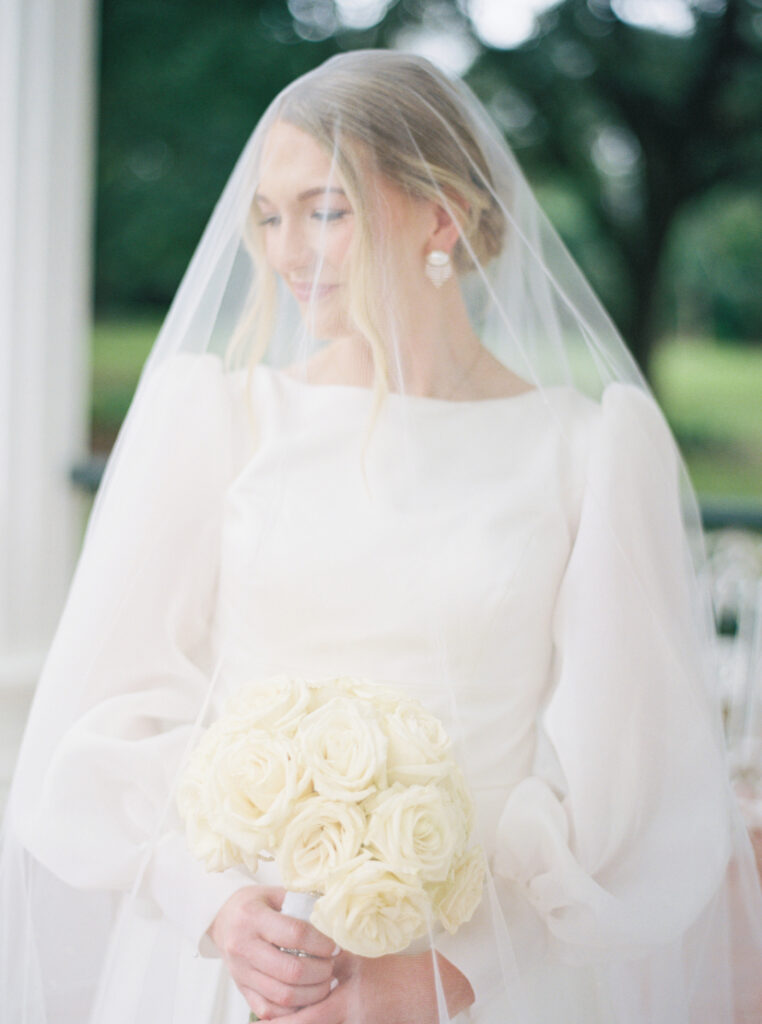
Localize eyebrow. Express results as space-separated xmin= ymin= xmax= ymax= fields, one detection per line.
xmin=254 ymin=186 xmax=348 ymax=204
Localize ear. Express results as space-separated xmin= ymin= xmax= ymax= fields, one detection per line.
xmin=426 ymin=195 xmax=467 ymax=255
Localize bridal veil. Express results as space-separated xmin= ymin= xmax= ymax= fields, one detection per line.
xmin=1 ymin=49 xmax=760 ymax=1023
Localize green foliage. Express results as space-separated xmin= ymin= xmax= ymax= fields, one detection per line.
xmin=664 ymin=189 xmax=762 ymax=342
xmin=95 ymin=0 xmax=762 ymax=379
xmin=96 ymin=0 xmax=341 ymax=307
xmin=466 ymin=0 xmax=762 ymax=369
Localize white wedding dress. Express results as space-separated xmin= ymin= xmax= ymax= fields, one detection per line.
xmin=22 ymin=355 xmax=750 ymax=1023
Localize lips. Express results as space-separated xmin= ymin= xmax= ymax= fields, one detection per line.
xmin=290 ymin=282 xmax=338 ymax=302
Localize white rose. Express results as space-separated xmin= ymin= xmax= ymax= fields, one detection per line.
xmin=205 ymin=728 xmax=308 ymax=860
xmin=298 ymin=697 xmax=388 ymax=801
xmin=277 ymin=796 xmax=366 ymax=891
xmin=384 ymin=701 xmax=453 ymax=786
xmin=338 ymin=677 xmax=402 ymax=709
xmin=223 ymin=675 xmax=312 ymax=737
xmin=176 ymin=755 xmax=243 ymax=871
xmin=434 ymin=762 xmax=475 ymax=843
xmin=185 ymin=810 xmax=242 ymax=872
xmin=312 ymin=860 xmax=429 ymax=957
xmin=432 ymin=846 xmax=485 ymax=934
xmin=304 ymin=678 xmax=360 ymax=712
xmin=365 ymin=783 xmax=462 ymax=883
xmin=305 ymin=676 xmax=400 ymax=714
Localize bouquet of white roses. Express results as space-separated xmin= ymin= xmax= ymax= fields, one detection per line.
xmin=177 ymin=674 xmax=484 ymax=959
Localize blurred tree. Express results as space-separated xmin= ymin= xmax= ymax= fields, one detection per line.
xmin=461 ymin=0 xmax=762 ymax=370
xmin=95 ymin=0 xmax=762 ymax=377
xmin=96 ymin=0 xmax=343 ymax=307
xmin=664 ymin=189 xmax=762 ymax=341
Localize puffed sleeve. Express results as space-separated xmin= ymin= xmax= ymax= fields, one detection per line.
xmin=493 ymin=382 xmax=732 ymax=960
xmin=16 ymin=354 xmax=253 ymax=955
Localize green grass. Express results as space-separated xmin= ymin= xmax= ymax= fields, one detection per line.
xmin=91 ymin=315 xmax=159 ymax=447
xmin=651 ymin=337 xmax=762 ymax=500
xmin=91 ymin=317 xmax=762 ymax=500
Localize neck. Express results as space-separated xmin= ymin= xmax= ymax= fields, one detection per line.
xmin=332 ymin=282 xmax=484 ymax=398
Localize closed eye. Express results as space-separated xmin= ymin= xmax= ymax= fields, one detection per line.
xmin=312 ymin=210 xmax=350 ymax=222
xmin=257 ymin=210 xmax=350 ymax=227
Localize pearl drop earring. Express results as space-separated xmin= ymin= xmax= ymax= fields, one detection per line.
xmin=424 ymin=250 xmax=452 ymax=288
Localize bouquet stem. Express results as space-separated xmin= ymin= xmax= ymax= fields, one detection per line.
xmin=249 ymin=891 xmax=319 ymax=1023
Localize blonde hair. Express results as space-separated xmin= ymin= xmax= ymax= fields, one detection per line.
xmin=226 ymin=52 xmax=506 ymax=444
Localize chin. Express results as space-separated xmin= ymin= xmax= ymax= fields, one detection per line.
xmin=299 ymin=306 xmax=349 ymax=341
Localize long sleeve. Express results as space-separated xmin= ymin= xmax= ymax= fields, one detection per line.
xmin=16 ymin=354 xmax=252 ymax=953
xmin=493 ymin=382 xmax=732 ymax=962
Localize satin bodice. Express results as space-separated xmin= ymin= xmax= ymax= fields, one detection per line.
xmin=213 ymin=367 xmax=595 ymax=848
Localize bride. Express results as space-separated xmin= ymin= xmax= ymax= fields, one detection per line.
xmin=2 ymin=50 xmax=761 ymax=1024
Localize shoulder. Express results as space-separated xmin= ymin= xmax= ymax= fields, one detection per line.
xmin=556 ymin=381 xmax=675 ymax=461
xmin=542 ymin=382 xmax=680 ymax=539
xmin=138 ymin=354 xmax=258 ymax=435
xmin=593 ymin=382 xmax=680 ymax=488
xmin=570 ymin=383 xmax=685 ymax=544
xmin=144 ymin=355 xmax=302 ymax=430
xmin=140 ymin=353 xmax=230 ymax=405
xmin=124 ymin=354 xmax=255 ymax=476
xmin=599 ymin=381 xmax=675 ymax=450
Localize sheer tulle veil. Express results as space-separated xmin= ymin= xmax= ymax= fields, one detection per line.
xmin=1 ymin=48 xmax=761 ymax=1023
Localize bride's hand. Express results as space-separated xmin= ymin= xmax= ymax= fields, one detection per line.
xmin=269 ymin=949 xmax=475 ymax=1023
xmin=208 ymin=886 xmax=338 ymax=1020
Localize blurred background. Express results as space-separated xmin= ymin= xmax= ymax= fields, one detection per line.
xmin=1 ymin=0 xmax=761 ymax=810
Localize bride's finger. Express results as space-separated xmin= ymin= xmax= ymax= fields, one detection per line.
xmin=239 ymin=985 xmax=293 ymax=1020
xmin=238 ymin=965 xmax=335 ymax=1011
xmin=268 ymin=984 xmax=344 ymax=1024
xmin=257 ymin=906 xmax=338 ymax=959
xmin=245 ymin=939 xmax=335 ymax=986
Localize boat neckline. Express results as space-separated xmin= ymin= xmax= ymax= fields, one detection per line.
xmin=263 ymin=364 xmax=556 ymax=409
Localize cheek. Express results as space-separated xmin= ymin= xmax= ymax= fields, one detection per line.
xmin=262 ymin=232 xmax=279 ymax=271
xmin=327 ymin=222 xmax=354 ymax=271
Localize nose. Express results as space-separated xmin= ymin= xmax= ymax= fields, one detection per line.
xmin=268 ymin=216 xmax=314 ymax=278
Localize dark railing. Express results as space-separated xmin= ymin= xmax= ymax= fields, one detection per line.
xmin=70 ymin=456 xmax=108 ymax=494
xmin=700 ymin=499 xmax=762 ymax=533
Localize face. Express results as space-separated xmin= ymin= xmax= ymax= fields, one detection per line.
xmin=254 ymin=121 xmax=355 ymax=338
xmin=254 ymin=120 xmax=443 ymax=345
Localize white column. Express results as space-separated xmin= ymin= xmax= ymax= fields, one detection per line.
xmin=0 ymin=0 xmax=96 ymax=796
